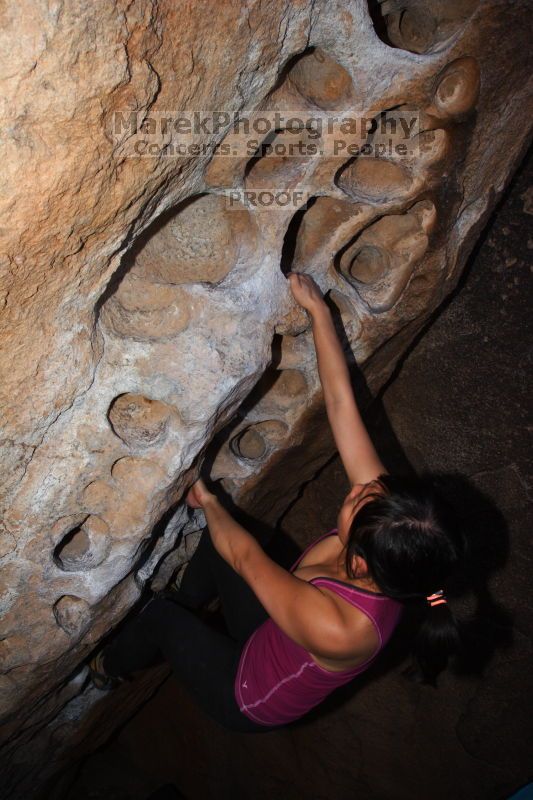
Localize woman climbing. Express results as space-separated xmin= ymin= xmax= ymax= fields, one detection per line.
xmin=89 ymin=272 xmax=466 ymax=731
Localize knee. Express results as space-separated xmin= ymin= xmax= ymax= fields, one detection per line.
xmin=148 ymin=595 xmax=176 ymax=612
xmin=140 ymin=595 xmax=177 ymax=624
xmin=144 ymin=594 xmax=198 ymax=625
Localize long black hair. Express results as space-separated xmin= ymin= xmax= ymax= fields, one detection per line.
xmin=345 ymin=473 xmax=467 ymax=685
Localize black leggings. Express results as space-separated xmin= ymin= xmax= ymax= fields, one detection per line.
xmin=103 ymin=527 xmax=276 ymax=732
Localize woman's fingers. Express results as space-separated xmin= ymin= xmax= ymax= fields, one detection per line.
xmin=186 ymin=479 xmax=205 ymax=507
xmin=186 ymin=478 xmax=215 ymax=508
xmin=288 ymin=272 xmax=310 ymax=297
xmin=288 ymin=271 xmax=323 ymax=309
xmin=185 ymin=486 xmax=202 ymax=508
xmin=287 ymin=272 xmax=301 ymax=289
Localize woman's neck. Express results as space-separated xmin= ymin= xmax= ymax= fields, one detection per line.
xmin=334 ymin=543 xmax=382 ymax=593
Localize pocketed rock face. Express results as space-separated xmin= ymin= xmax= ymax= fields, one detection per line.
xmin=0 ymin=1 xmax=531 ymax=796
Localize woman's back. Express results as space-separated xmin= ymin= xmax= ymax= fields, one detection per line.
xmin=292 ymin=529 xmax=390 ymax=670
xmin=235 ymin=531 xmax=404 ymax=727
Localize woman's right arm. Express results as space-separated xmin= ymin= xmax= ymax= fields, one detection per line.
xmin=288 ymin=272 xmax=386 ymax=486
xmin=186 ymin=480 xmax=366 ymax=659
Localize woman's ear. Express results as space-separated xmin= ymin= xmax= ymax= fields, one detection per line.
xmin=350 ymin=554 xmax=370 ymax=578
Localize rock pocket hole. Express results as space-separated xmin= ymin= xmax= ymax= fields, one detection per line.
xmin=431 ymin=57 xmax=480 ymax=119
xmin=334 ymin=230 xmax=375 ymax=284
xmin=366 ymin=0 xmax=396 ymax=46
xmin=335 ymin=156 xmax=412 ymax=202
xmin=343 ymin=244 xmax=390 ymax=285
xmin=231 ymin=428 xmax=267 ymax=461
xmin=97 ymin=193 xmax=257 ymax=340
xmin=108 ymin=393 xmax=172 ymax=448
xmin=371 ymin=0 xmax=478 ymax=55
xmin=334 ymin=200 xmax=436 ymax=312
xmin=250 ymin=368 xmax=308 ymax=412
xmin=94 ymin=197 xmax=204 ymax=316
xmin=230 ymin=419 xmax=290 ymax=462
xmin=333 ymin=229 xmax=392 ymax=310
xmin=53 ymin=595 xmax=91 ymax=638
xmin=286 ymin=47 xmax=355 ymax=110
xmin=244 ymin=128 xmax=320 ymax=193
xmin=53 ymin=516 xmax=110 ymax=572
xmin=244 ymin=129 xmax=279 ymax=181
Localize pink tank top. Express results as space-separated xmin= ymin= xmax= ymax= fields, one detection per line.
xmin=234 ymin=530 xmax=403 ymax=727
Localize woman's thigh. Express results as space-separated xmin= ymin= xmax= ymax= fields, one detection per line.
xmin=173 ymin=526 xmax=218 ymax=610
xmin=138 ymin=597 xmax=272 ymax=732
xmin=178 ymin=528 xmax=270 ymax=642
xmin=210 ymin=551 xmax=269 ymax=642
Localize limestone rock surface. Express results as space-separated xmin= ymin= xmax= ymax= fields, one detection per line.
xmin=0 ymin=0 xmax=532 ymax=796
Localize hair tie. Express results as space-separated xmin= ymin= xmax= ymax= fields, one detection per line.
xmin=426 ymin=590 xmax=447 ymax=607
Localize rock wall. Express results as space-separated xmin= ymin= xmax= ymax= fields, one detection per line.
xmin=0 ymin=0 xmax=532 ymax=796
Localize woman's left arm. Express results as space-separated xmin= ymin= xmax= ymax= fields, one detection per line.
xmin=188 ymin=481 xmax=363 ymax=659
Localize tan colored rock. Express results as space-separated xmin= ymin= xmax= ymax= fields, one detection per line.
xmin=100 ymin=278 xmax=191 ymax=341
xmin=337 ymin=157 xmax=413 ymax=202
xmin=131 ymin=194 xmax=258 ymax=285
xmin=53 ymin=596 xmax=92 ymax=639
xmin=108 ymin=394 xmax=173 ymax=448
xmin=245 ymin=129 xmax=318 ymax=192
xmin=0 ymin=0 xmax=532 ymax=796
xmin=54 ymin=515 xmax=111 ymax=572
xmin=287 ymin=47 xmax=356 ymax=110
xmin=337 ymin=199 xmax=437 ymax=312
xmin=380 ymin=0 xmax=479 ymax=54
xmin=430 ymin=56 xmax=481 ymax=119
xmin=230 ymin=419 xmax=289 ymax=462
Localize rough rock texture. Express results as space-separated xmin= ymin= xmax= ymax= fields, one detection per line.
xmin=49 ymin=142 xmax=532 ymax=800
xmin=0 ymin=0 xmax=532 ymax=796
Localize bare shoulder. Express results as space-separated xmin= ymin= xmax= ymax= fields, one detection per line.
xmin=313 ymin=583 xmax=381 ymax=663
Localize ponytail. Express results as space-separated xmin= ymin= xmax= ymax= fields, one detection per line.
xmin=409 ymin=599 xmax=462 ymax=685
xmin=345 ymin=472 xmax=468 ymax=686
